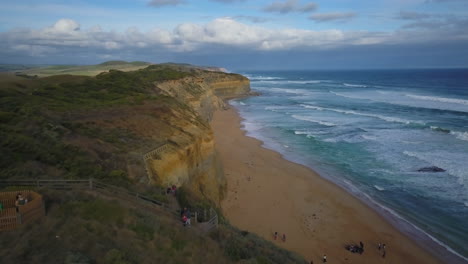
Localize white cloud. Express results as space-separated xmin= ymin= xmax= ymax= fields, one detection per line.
xmin=50 ymin=19 xmax=80 ymax=33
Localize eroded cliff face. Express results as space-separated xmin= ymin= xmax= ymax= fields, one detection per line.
xmin=156 ymin=71 xmax=250 ymax=121
xmin=145 ymin=70 xmax=250 ymax=205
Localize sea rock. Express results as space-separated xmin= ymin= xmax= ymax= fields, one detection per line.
xmin=417 ymin=166 xmax=446 ymax=172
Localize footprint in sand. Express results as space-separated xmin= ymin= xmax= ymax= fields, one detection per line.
xmin=302 ymin=213 xmax=320 ymax=232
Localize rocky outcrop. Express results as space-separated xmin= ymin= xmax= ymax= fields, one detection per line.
xmin=417 ymin=166 xmax=445 ymax=172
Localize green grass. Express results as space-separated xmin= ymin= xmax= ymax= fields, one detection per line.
xmin=0 ymin=65 xmax=193 ymax=182
xmin=15 ymin=61 xmax=152 ymax=77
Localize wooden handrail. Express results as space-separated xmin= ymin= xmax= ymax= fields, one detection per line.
xmin=0 ymin=178 xmax=218 ymax=233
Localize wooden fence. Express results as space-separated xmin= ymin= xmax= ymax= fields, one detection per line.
xmin=0 ymin=190 xmax=45 ymax=231
xmin=142 ymin=143 xmax=171 ymax=180
xmin=0 ymin=179 xmax=218 ymax=233
xmin=205 ymin=208 xmax=219 ymax=233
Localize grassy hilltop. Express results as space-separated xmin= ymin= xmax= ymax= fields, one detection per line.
xmin=8 ymin=61 xmax=152 ymax=77
xmin=0 ymin=63 xmax=306 ymax=264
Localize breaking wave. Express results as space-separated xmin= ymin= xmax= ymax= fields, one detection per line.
xmin=291 ymin=115 xmax=336 ymax=126
xmin=374 ymin=185 xmax=385 ymax=191
xmin=344 ymin=83 xmax=367 ymax=88
xmin=300 ymin=104 xmax=424 ymax=125
xmin=429 ymin=126 xmax=468 ymax=142
xmin=406 ymin=94 xmax=468 ymax=106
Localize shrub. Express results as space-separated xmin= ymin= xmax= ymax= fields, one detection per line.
xmin=104 ymin=249 xmax=131 ymax=264
xmin=129 ymin=222 xmax=154 ymax=241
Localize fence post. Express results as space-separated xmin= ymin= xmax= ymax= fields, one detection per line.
xmin=89 ymin=179 xmax=93 ymax=190
xmin=17 ymin=212 xmax=22 ymax=225
xmin=42 ymin=200 xmax=46 ymax=216
xmin=195 ymin=212 xmax=198 ymax=224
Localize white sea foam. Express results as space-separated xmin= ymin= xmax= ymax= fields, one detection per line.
xmin=300 ymin=103 xmax=424 ymax=125
xmin=239 ymin=102 xmax=246 ymax=105
xmin=271 ymin=88 xmax=310 ymax=95
xmin=294 ymin=130 xmax=316 ymax=139
xmin=300 ymin=104 xmax=324 ymax=111
xmin=374 ymin=185 xmax=385 ymax=191
xmin=330 ymin=90 xmax=468 ymax=113
xmin=361 ymin=134 xmax=377 ymax=141
xmin=264 ymin=106 xmax=287 ymax=112
xmin=429 ymin=126 xmax=468 ymax=142
xmin=406 ymin=94 xmax=468 ymax=106
xmin=344 ymin=83 xmax=367 ymax=88
xmin=292 ymin=115 xmax=336 ymax=126
xmin=249 ymin=76 xmax=283 ymax=81
xmin=330 ymin=91 xmax=365 ymax=100
xmin=450 ymin=131 xmax=468 ymax=142
xmin=287 ymin=80 xmax=321 ymax=84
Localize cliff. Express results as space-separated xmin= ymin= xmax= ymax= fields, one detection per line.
xmin=146 ymin=69 xmax=250 ymax=204
xmin=0 ymin=64 xmax=250 ymax=206
xmin=0 ymin=65 xmax=310 ymax=264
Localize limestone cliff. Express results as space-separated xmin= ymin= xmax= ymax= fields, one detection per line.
xmin=155 ymin=71 xmax=250 ymax=121
xmin=145 ymin=69 xmax=250 ymax=205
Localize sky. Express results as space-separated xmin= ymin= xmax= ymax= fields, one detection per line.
xmin=1 ymin=0 xmax=468 ymax=70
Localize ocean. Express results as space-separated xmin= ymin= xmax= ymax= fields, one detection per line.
xmin=231 ymin=69 xmax=468 ymax=262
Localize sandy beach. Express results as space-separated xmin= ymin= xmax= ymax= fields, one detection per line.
xmin=212 ymin=106 xmax=443 ymax=264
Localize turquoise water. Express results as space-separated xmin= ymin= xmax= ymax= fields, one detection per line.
xmin=233 ymin=69 xmax=468 ymax=262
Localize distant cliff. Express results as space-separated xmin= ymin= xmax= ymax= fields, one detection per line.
xmin=0 ymin=64 xmax=250 ymax=206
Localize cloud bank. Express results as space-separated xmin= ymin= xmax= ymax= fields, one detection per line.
xmin=1 ymin=17 xmax=467 ymax=68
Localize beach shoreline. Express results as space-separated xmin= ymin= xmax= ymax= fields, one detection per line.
xmin=212 ymin=104 xmax=454 ymax=264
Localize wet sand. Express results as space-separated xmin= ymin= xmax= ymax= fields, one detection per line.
xmin=212 ymin=106 xmax=443 ymax=264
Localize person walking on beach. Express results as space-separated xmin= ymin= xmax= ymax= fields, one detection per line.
xmin=359 ymin=241 xmax=364 ymax=254
xmin=322 ymin=254 xmax=327 ymax=263
xmin=282 ymin=233 xmax=286 ymax=242
xmin=274 ymin=232 xmax=278 ymax=240
xmin=378 ymin=243 xmax=381 ymax=251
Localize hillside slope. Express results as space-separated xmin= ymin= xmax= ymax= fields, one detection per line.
xmin=0 ymin=63 xmax=306 ymax=263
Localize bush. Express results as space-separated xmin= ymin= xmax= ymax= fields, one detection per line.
xmin=104 ymin=249 xmax=131 ymax=264
xmin=129 ymin=222 xmax=154 ymax=241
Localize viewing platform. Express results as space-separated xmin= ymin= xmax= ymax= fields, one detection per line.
xmin=0 ymin=190 xmax=45 ymax=231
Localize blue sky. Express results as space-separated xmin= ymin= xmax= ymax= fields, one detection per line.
xmin=1 ymin=0 xmax=468 ymax=69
